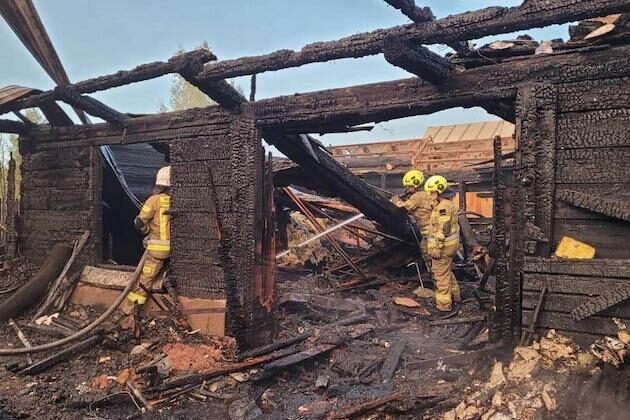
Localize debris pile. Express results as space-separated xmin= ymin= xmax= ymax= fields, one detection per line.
xmin=443 ymin=329 xmax=630 ymax=420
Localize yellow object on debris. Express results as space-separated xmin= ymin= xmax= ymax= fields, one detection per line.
xmin=554 ymin=236 xmax=595 ymax=259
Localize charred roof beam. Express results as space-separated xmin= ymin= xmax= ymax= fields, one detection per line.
xmin=383 ymin=0 xmax=470 ymax=54
xmin=383 ymin=0 xmax=434 ymax=22
xmin=0 ymin=118 xmax=29 ymax=135
xmin=53 ymin=87 xmax=127 ymax=124
xmin=481 ymin=99 xmax=516 ymax=123
xmin=383 ymin=39 xmax=454 ymax=84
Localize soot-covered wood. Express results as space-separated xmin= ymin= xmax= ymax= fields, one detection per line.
xmin=194 ymin=0 xmax=630 ymax=81
xmin=383 ymin=39 xmax=453 ymax=83
xmin=19 ymin=147 xmax=101 ymax=267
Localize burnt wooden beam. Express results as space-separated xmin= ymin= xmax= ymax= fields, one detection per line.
xmin=0 ymin=49 xmax=216 ymax=114
xmin=53 ymin=87 xmax=127 ymax=124
xmin=186 ymin=78 xmax=247 ymax=108
xmin=558 ymin=189 xmax=630 ymax=222
xmin=383 ymin=0 xmax=469 ymax=54
xmin=383 ymin=39 xmax=453 ymax=83
xmin=0 ymin=118 xmax=29 ymax=134
xmin=384 ymin=0 xmax=434 ymax=22
xmin=481 ymin=100 xmax=516 ymax=123
xmin=195 ymin=0 xmax=630 ymax=81
xmin=27 ymin=44 xmax=630 ymax=151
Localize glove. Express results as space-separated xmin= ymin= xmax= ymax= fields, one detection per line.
xmin=134 ymin=216 xmax=149 ymax=235
xmin=428 ymin=247 xmax=441 ymax=259
xmin=391 ymin=195 xmax=402 ymax=204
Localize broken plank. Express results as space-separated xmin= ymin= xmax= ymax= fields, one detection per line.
xmin=8 ymin=319 xmax=33 ymax=364
xmin=328 ymin=391 xmax=402 ymax=419
xmin=150 ymin=347 xmax=299 ymax=393
xmin=380 ymin=338 xmax=407 ymax=381
xmin=18 ymin=333 xmax=104 ymax=376
xmin=237 ymin=313 xmax=367 ymax=361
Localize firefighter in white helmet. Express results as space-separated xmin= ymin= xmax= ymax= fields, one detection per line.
xmin=121 ymin=166 xmax=171 ymax=315
xmin=424 ymin=175 xmax=461 ymax=312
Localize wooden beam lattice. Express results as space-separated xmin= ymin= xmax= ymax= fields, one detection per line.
xmin=2 ymin=0 xmax=629 ymax=116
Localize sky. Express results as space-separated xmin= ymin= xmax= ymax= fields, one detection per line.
xmin=0 ymin=0 xmax=569 ymax=147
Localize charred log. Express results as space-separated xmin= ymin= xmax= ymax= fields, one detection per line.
xmin=0 ymin=244 xmax=72 ymax=322
xmin=383 ymin=39 xmax=453 ymax=83
xmin=0 ymin=118 xmax=29 ymax=134
xmin=384 ymin=0 xmax=434 ymax=22
xmin=53 ymin=87 xmax=127 ymax=124
xmin=558 ymin=189 xmax=630 ymax=222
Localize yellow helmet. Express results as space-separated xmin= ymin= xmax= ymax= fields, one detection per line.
xmin=424 ymin=175 xmax=448 ymax=194
xmin=402 ymin=170 xmax=425 ymax=188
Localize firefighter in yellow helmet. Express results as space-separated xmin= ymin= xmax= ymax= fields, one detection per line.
xmin=424 ymin=175 xmax=461 ymax=312
xmin=121 ymin=166 xmax=171 ymax=316
xmin=391 ymin=170 xmax=433 ymax=262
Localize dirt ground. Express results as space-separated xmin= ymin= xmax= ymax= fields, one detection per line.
xmin=0 ymin=262 xmax=627 ymax=419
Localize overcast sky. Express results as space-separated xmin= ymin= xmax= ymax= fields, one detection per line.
xmin=0 ymin=0 xmax=569 ymax=146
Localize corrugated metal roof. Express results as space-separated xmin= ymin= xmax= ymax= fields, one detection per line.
xmin=423 ymin=120 xmax=514 ymax=143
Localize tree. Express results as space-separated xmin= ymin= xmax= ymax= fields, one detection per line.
xmin=160 ymin=41 xmax=244 ymax=112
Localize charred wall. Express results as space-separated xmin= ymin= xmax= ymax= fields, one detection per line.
xmin=516 ymin=73 xmax=630 ymax=340
xmin=19 ymin=146 xmax=101 ymax=266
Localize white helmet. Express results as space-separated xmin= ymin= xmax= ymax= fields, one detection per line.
xmin=155 ymin=166 xmax=171 ymax=187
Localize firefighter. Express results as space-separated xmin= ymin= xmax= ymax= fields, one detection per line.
xmin=391 ymin=169 xmax=433 ymax=262
xmin=424 ymin=175 xmax=461 ymax=312
xmin=121 ymin=166 xmax=171 ymax=316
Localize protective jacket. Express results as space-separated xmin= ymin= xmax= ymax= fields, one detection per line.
xmin=138 ymin=193 xmax=171 ymax=259
xmin=393 ymin=191 xmax=433 ymax=236
xmin=427 ymin=198 xmax=461 ymax=311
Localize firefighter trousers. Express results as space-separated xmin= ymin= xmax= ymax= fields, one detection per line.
xmin=431 ymin=242 xmax=461 ymax=312
xmin=121 ymin=253 xmax=166 ymax=316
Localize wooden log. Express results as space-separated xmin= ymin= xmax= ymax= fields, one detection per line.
xmin=521 ymin=309 xmax=621 ymax=336
xmin=570 ymin=285 xmax=630 ymax=321
xmin=27 ymin=44 xmax=630 ymax=150
xmin=52 ymin=87 xmax=128 ymax=123
xmin=384 ymin=0 xmax=434 ymax=22
xmin=0 ymin=49 xmax=216 ymax=113
xmin=383 ymin=40 xmax=453 ymax=83
xmin=0 ymin=244 xmax=72 ymax=322
xmin=522 ymin=291 xmax=630 ymax=319
xmin=194 ymin=0 xmax=630 ymax=81
xmin=0 ymin=118 xmax=29 ymax=134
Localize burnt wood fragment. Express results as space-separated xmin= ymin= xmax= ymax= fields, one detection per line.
xmin=18 ymin=333 xmax=104 ymax=375
xmin=380 ymin=338 xmax=407 ymax=381
xmin=571 ymin=285 xmax=630 ymax=322
xmin=383 ymin=39 xmax=453 ymax=83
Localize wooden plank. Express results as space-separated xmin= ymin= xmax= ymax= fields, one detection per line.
xmin=522 ymin=309 xmax=621 ymax=336
xmin=522 ymin=273 xmax=630 ymax=296
xmin=558 ymin=78 xmax=630 ymax=113
xmin=522 ymin=291 xmax=630 ymax=318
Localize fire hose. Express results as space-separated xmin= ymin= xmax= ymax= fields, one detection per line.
xmin=0 ymin=252 xmax=147 ymax=355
